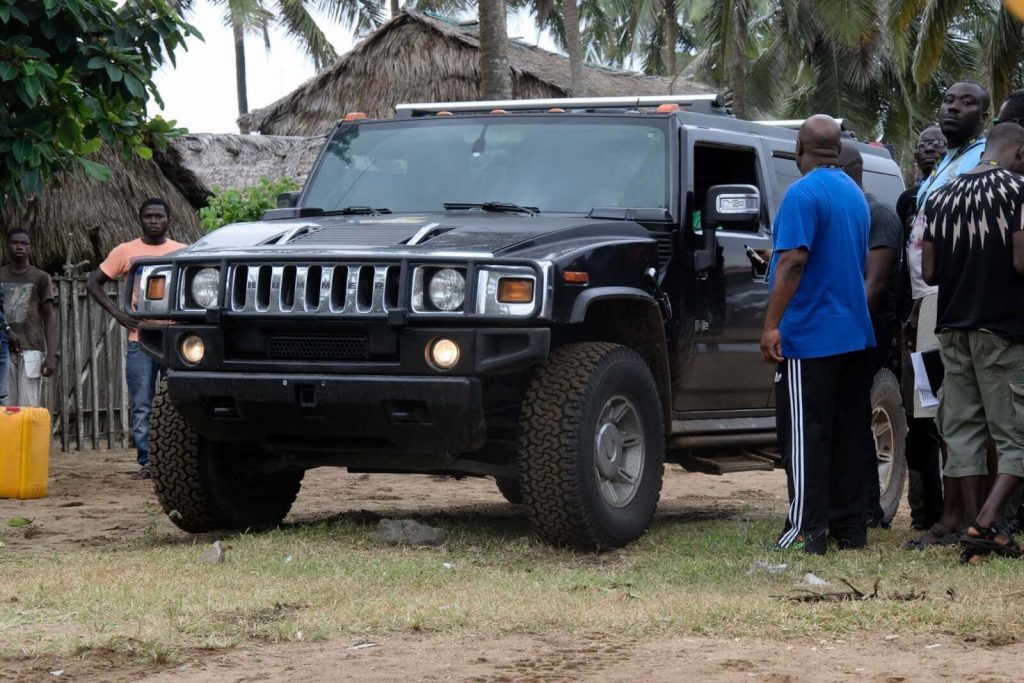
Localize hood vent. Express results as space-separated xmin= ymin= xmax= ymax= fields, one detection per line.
xmin=403 ymin=223 xmax=453 ymax=246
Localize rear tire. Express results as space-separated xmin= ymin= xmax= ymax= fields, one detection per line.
xmin=150 ymin=381 xmax=304 ymax=533
xmin=872 ymin=368 xmax=907 ymax=525
xmin=518 ymin=343 xmax=664 ymax=550
xmin=495 ymin=477 xmax=523 ymax=504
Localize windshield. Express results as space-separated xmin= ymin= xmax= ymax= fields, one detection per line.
xmin=302 ymin=118 xmax=669 ymax=214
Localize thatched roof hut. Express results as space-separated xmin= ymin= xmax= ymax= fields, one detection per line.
xmin=168 ymin=133 xmax=325 ymax=192
xmin=1 ymin=147 xmax=205 ymax=271
xmin=239 ymin=10 xmax=714 ymax=135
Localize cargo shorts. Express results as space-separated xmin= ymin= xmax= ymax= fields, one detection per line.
xmin=937 ymin=329 xmax=1024 ymax=479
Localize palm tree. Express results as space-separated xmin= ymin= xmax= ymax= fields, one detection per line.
xmin=478 ymin=0 xmax=513 ymax=98
xmin=170 ymin=0 xmax=385 ymax=130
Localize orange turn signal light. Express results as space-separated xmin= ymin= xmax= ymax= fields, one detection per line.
xmin=548 ymin=107 xmax=566 ymax=113
xmin=145 ymin=275 xmax=167 ymax=300
xmin=656 ymin=103 xmax=680 ymax=113
xmin=490 ymin=109 xmax=509 ymax=114
xmin=497 ymin=278 xmax=534 ymax=303
xmin=562 ymin=271 xmax=589 ymax=284
xmin=436 ymin=111 xmax=453 ymax=116
xmin=343 ymin=112 xmax=367 ymax=121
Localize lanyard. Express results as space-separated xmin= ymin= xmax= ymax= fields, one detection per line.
xmin=917 ymin=137 xmax=985 ymax=204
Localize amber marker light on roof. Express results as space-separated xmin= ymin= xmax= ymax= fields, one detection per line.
xmin=436 ymin=111 xmax=453 ymax=116
xmin=656 ymin=103 xmax=681 ymax=113
xmin=145 ymin=275 xmax=166 ymax=300
xmin=497 ymin=278 xmax=534 ymax=303
xmin=563 ymin=271 xmax=589 ymax=284
xmin=548 ymin=108 xmax=566 ymax=113
xmin=490 ymin=109 xmax=508 ymax=114
xmin=342 ymin=112 xmax=367 ymax=121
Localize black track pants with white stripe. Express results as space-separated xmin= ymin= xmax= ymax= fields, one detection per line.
xmin=774 ymin=350 xmax=873 ymax=554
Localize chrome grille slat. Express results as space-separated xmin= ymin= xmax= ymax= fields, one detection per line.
xmin=269 ymin=266 xmax=285 ymax=313
xmin=320 ymin=266 xmax=335 ymax=313
xmin=294 ymin=266 xmax=309 ymax=312
xmin=229 ymin=263 xmax=398 ymax=315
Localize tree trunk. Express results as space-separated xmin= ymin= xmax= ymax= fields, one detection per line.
xmin=562 ymin=0 xmax=586 ymax=96
xmin=664 ymin=0 xmax=677 ymax=76
xmin=478 ymin=0 xmax=512 ymax=99
xmin=727 ymin=2 xmax=749 ymax=118
xmin=391 ymin=0 xmax=400 ymax=17
xmin=231 ymin=13 xmax=249 ymax=130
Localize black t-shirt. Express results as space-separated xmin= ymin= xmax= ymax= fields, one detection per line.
xmin=896 ymin=181 xmax=921 ymax=234
xmin=867 ymin=193 xmax=903 ymax=335
xmin=922 ymin=166 xmax=1024 ymax=341
xmin=894 ymin=182 xmax=922 ymax=324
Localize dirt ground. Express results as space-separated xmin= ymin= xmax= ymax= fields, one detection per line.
xmin=5 ymin=448 xmax=1022 ymax=682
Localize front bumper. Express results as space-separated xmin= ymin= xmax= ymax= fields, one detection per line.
xmin=169 ymin=371 xmax=486 ymax=452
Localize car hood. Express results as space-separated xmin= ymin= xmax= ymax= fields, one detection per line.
xmin=181 ymin=213 xmax=652 ymax=258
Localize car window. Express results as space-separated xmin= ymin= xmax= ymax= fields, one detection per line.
xmin=772 ymin=154 xmax=802 ymax=198
xmin=692 ymin=144 xmax=765 ymax=233
xmin=303 ymin=119 xmax=669 ymax=214
xmin=862 ymin=171 xmax=903 ymax=209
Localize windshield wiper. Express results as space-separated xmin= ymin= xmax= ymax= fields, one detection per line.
xmin=444 ymin=201 xmax=539 ymax=215
xmin=322 ymin=206 xmax=391 ymax=216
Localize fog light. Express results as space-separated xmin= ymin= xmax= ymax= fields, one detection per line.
xmin=180 ymin=335 xmax=206 ymax=365
xmin=428 ymin=338 xmax=460 ymax=370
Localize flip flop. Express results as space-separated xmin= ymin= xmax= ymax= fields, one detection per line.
xmin=902 ymin=524 xmax=960 ymax=550
xmin=959 ymin=522 xmax=1023 ymax=559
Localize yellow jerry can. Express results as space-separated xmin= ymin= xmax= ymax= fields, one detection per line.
xmin=0 ymin=406 xmax=50 ymax=499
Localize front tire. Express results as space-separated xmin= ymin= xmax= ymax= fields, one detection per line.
xmin=517 ymin=343 xmax=665 ymax=550
xmin=150 ymin=381 xmax=304 ymax=533
xmin=872 ymin=368 xmax=908 ymax=525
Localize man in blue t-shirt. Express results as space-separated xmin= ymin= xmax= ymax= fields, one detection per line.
xmin=762 ymin=115 xmax=875 ymax=555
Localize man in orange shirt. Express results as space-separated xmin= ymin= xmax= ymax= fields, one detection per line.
xmin=87 ymin=198 xmax=186 ymax=479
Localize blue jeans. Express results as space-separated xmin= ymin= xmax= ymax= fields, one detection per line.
xmin=0 ymin=334 xmax=8 ymax=403
xmin=126 ymin=341 xmax=161 ymax=466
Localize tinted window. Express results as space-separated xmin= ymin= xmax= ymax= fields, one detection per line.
xmin=772 ymin=154 xmax=802 ymax=197
xmin=862 ymin=171 xmax=904 ymax=209
xmin=304 ymin=119 xmax=669 ymax=213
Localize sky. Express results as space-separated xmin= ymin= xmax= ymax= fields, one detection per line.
xmin=148 ymin=5 xmax=556 ymax=134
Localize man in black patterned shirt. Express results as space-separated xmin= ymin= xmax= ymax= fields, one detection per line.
xmin=922 ymin=122 xmax=1024 ymax=560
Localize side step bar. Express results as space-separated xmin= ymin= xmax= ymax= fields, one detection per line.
xmin=680 ymin=450 xmax=778 ymax=475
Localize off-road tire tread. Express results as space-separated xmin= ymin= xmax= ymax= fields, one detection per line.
xmin=150 ymin=380 xmax=221 ymax=532
xmin=518 ymin=342 xmax=664 ymax=549
xmin=150 ymin=380 xmax=304 ymax=533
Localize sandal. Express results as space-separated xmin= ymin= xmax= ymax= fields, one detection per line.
xmin=959 ymin=521 xmax=1023 ymax=559
xmin=902 ymin=524 xmax=961 ymax=550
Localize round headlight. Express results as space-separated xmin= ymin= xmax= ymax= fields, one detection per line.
xmin=428 ymin=268 xmax=465 ymax=311
xmin=180 ymin=335 xmax=206 ymax=365
xmin=190 ymin=268 xmax=220 ymax=309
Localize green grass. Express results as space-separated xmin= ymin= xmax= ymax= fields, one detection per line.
xmin=1 ymin=513 xmax=1023 ymax=664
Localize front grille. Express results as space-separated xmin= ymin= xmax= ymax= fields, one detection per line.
xmin=229 ymin=263 xmax=400 ymax=315
xmin=266 ymin=334 xmax=368 ymax=361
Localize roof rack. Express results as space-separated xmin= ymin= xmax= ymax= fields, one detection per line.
xmin=395 ymin=94 xmax=727 ymax=117
xmin=755 ymin=118 xmax=849 ymax=131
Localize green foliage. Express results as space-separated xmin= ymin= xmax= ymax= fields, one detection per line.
xmin=0 ymin=0 xmax=200 ymax=206
xmin=199 ymin=177 xmax=300 ymax=231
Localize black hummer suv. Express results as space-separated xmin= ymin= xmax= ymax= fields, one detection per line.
xmin=128 ymin=95 xmax=908 ymax=549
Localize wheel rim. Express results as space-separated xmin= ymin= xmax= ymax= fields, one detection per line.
xmin=872 ymin=404 xmax=895 ymax=492
xmin=593 ymin=395 xmax=645 ymax=508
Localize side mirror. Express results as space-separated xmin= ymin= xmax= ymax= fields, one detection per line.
xmin=277 ymin=191 xmax=300 ymax=208
xmin=703 ymin=184 xmax=760 ymax=230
